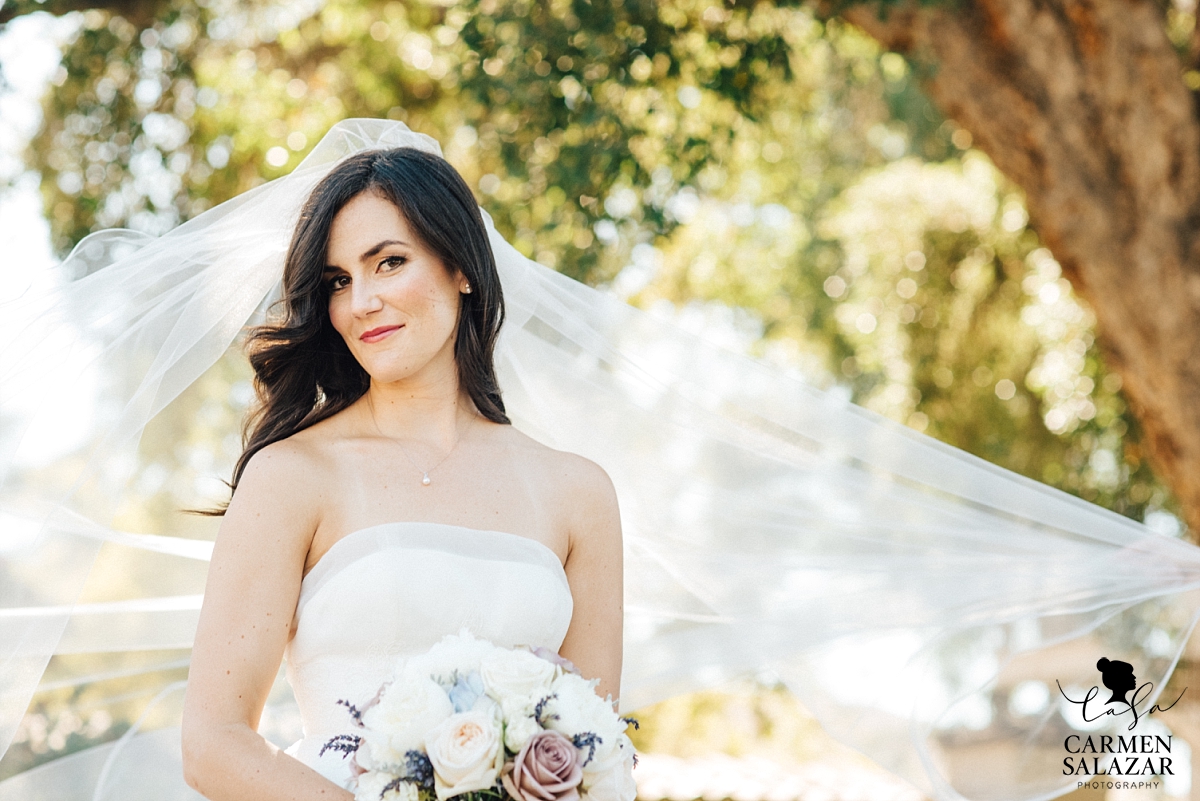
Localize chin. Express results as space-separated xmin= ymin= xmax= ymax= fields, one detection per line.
xmin=351 ymin=336 xmax=455 ymax=384
xmin=360 ymin=354 xmax=436 ymax=385
xmin=363 ymin=365 xmax=420 ymax=385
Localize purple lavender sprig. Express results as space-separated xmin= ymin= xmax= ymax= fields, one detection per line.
xmin=319 ymin=733 xmax=363 ymax=759
xmin=402 ymin=749 xmax=435 ymax=790
xmin=336 ymin=698 xmax=365 ymax=725
xmin=619 ymin=716 xmax=641 ymax=768
xmin=381 ymin=776 xmax=409 ymax=798
xmin=571 ymin=732 xmax=602 ymax=767
xmin=533 ymin=692 xmax=559 ymax=727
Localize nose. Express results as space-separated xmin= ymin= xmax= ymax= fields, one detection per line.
xmin=349 ymin=277 xmax=384 ymax=317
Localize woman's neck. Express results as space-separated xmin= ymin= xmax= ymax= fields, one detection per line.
xmin=358 ymin=375 xmax=479 ymax=451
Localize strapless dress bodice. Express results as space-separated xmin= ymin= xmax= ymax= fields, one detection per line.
xmin=282 ymin=521 xmax=574 ymax=790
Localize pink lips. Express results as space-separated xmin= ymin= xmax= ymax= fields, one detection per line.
xmin=360 ymin=325 xmax=402 ymax=343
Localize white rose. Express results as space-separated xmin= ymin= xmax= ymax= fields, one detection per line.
xmin=580 ymin=735 xmax=636 ymax=801
xmin=503 ymin=713 xmax=543 ymax=753
xmin=544 ymin=673 xmax=625 ymax=766
xmin=403 ymin=628 xmax=498 ymax=682
xmin=480 ymin=647 xmax=557 ymax=705
xmin=354 ymin=770 xmax=390 ymax=801
xmin=472 ymin=692 xmax=503 ymax=724
xmin=353 ymin=743 xmax=379 ymax=773
xmin=579 ymin=732 xmax=634 ymax=778
xmin=499 ymin=695 xmax=537 ymax=724
xmin=423 ymin=709 xmax=505 ymax=800
xmin=354 ymin=771 xmax=419 ymax=801
xmin=361 ymin=673 xmax=455 ymax=766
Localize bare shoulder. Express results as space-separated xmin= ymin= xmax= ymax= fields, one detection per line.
xmin=499 ymin=430 xmax=623 ymax=700
xmin=505 ymin=425 xmax=615 ymax=497
xmin=236 ymin=435 xmax=322 ymax=494
xmin=503 ymin=426 xmax=620 ymax=555
xmin=561 ymin=451 xmax=621 ymax=552
xmin=226 ymin=434 xmax=328 ymax=534
xmin=557 ymin=449 xmax=618 ymax=510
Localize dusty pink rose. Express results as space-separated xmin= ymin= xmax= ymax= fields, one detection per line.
xmin=501 ymin=730 xmax=583 ymax=801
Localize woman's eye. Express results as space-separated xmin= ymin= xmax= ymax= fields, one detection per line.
xmin=327 ymin=275 xmax=350 ymax=291
xmin=380 ymin=255 xmax=407 ymax=272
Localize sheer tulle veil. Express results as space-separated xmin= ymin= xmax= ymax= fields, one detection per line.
xmin=1 ymin=119 xmax=1198 ymax=801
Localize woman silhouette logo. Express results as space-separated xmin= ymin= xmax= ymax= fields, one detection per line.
xmin=1096 ymin=657 xmax=1137 ymax=705
xmin=1059 ymin=657 xmax=1184 ymax=729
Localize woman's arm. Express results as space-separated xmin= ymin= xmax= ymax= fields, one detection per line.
xmin=181 ymin=441 xmax=351 ymax=800
xmin=557 ymin=456 xmax=625 ymax=710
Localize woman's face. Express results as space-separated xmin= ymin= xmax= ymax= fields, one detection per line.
xmin=325 ymin=190 xmax=468 ymax=385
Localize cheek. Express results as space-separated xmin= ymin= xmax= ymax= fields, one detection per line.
xmin=389 ymin=275 xmax=457 ymax=321
xmin=327 ymin=295 xmax=350 ymax=337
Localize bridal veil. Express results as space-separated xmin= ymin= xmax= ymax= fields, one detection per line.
xmin=1 ymin=118 xmax=1198 ymax=801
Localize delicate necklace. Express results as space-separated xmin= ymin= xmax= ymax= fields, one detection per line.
xmin=370 ymin=398 xmax=478 ymax=486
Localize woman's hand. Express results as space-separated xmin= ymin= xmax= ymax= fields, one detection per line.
xmin=181 ymin=440 xmax=352 ymax=800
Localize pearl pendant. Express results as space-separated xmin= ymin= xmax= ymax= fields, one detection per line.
xmin=422 ymin=473 xmax=431 ymax=485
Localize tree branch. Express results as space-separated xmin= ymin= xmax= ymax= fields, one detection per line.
xmin=0 ymin=0 xmax=167 ymax=27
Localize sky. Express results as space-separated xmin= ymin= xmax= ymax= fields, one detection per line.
xmin=0 ymin=12 xmax=72 ymax=297
xmin=0 ymin=13 xmax=105 ymax=473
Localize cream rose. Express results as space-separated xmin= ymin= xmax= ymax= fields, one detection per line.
xmin=423 ymin=709 xmax=505 ymax=800
xmin=480 ymin=647 xmax=557 ymax=704
xmin=361 ymin=673 xmax=455 ymax=766
xmin=579 ymin=735 xmax=636 ymax=801
xmin=544 ymin=674 xmax=625 ymax=767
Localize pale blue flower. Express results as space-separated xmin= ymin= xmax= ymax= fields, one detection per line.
xmin=448 ymin=670 xmax=484 ymax=713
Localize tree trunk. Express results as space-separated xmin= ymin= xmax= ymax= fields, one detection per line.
xmin=834 ymin=0 xmax=1200 ymax=537
xmin=1156 ymin=639 xmax=1200 ymax=801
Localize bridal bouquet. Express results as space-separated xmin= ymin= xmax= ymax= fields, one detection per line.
xmin=321 ymin=629 xmax=638 ymax=801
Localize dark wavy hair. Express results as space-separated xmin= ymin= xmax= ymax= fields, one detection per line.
xmin=203 ymin=147 xmax=509 ymax=514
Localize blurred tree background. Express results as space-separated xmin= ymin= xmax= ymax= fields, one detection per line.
xmin=0 ymin=0 xmax=1196 ymax=789
xmin=10 ymin=0 xmax=1180 ymax=519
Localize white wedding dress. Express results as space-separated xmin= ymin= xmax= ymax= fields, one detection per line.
xmin=281 ymin=521 xmax=575 ymax=790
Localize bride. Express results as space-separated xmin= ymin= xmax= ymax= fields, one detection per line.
xmin=179 ymin=145 xmax=624 ymax=798
xmin=2 ymin=118 xmax=1199 ymax=801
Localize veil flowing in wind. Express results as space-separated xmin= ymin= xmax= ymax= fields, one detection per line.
xmin=1 ymin=119 xmax=1198 ymax=801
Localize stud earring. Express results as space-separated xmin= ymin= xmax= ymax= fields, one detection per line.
xmin=463 ymin=283 xmax=472 ymax=293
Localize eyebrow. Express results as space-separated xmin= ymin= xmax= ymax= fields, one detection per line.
xmin=323 ymin=239 xmax=411 ymax=273
xmin=360 ymin=239 xmax=409 ymax=260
